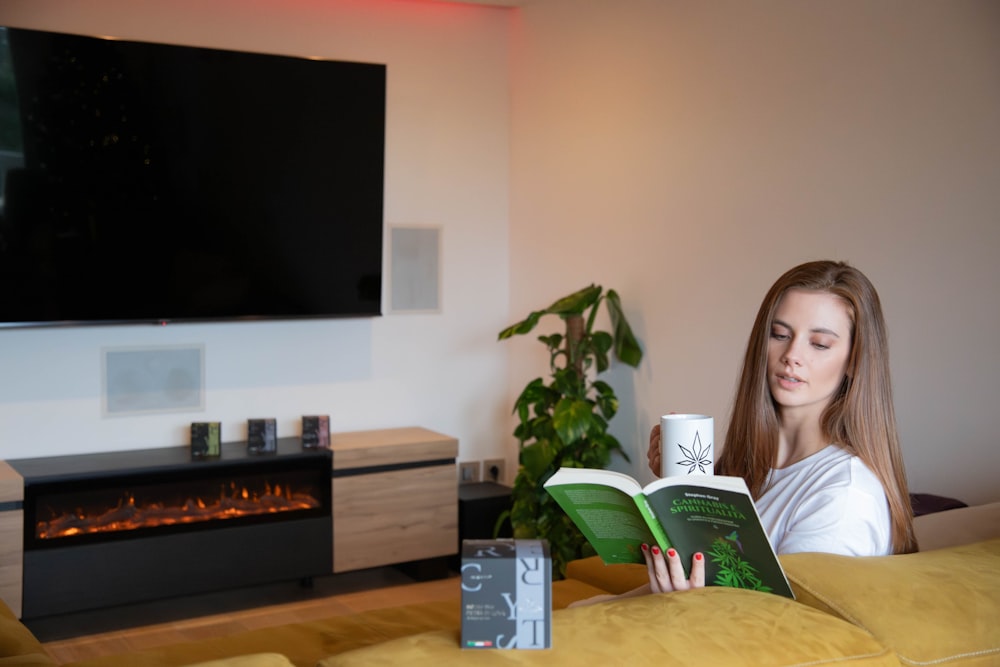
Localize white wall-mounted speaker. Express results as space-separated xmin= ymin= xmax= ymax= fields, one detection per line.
xmin=389 ymin=226 xmax=441 ymax=313
xmin=102 ymin=345 xmax=205 ymax=417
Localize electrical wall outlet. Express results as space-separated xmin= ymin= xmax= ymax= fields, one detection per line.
xmin=483 ymin=458 xmax=506 ymax=484
xmin=459 ymin=460 xmax=481 ymax=484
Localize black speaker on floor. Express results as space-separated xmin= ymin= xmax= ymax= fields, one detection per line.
xmin=458 ymin=482 xmax=513 ymax=544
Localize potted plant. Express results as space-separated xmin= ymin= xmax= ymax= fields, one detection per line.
xmin=497 ymin=284 xmax=643 ymax=577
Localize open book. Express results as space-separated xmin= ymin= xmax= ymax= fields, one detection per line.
xmin=544 ymin=468 xmax=794 ymax=598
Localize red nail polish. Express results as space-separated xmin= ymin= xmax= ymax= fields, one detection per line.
xmin=651 ymin=546 xmax=661 ymax=555
xmin=695 ymin=552 xmax=703 ymax=561
xmin=667 ymin=548 xmax=677 ymax=558
xmin=641 ymin=543 xmax=649 ymax=552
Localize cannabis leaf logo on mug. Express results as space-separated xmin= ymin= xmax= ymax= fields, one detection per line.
xmin=675 ymin=431 xmax=713 ymax=474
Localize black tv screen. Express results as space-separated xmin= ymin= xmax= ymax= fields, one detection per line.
xmin=0 ymin=27 xmax=385 ymax=328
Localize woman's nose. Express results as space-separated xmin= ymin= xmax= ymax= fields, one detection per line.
xmin=780 ymin=340 xmax=802 ymax=366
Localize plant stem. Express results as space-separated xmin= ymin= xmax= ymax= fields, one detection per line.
xmin=565 ymin=314 xmax=585 ymax=378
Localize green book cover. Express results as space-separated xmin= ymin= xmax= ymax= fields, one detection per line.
xmin=544 ymin=468 xmax=794 ymax=598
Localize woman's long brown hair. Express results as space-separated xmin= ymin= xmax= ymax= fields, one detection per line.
xmin=716 ymin=260 xmax=917 ymax=554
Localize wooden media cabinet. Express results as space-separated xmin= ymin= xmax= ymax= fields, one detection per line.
xmin=0 ymin=426 xmax=458 ymax=618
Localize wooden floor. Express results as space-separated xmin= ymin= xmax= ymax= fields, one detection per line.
xmin=33 ymin=566 xmax=461 ymax=665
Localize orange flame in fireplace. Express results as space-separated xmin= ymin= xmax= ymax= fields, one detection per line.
xmin=36 ymin=482 xmax=321 ymax=540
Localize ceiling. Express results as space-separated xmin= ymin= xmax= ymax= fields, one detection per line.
xmin=439 ymin=0 xmax=530 ymax=6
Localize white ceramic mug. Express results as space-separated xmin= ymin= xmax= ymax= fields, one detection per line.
xmin=660 ymin=414 xmax=714 ymax=477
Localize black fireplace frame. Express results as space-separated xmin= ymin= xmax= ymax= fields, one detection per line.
xmin=9 ymin=438 xmax=333 ymax=619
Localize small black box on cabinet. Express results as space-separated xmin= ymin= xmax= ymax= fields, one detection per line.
xmin=247 ymin=418 xmax=277 ymax=455
xmin=191 ymin=422 xmax=221 ymax=459
xmin=301 ymin=415 xmax=329 ymax=449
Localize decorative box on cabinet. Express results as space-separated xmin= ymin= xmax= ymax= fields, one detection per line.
xmin=0 ymin=461 xmax=23 ymax=617
xmin=330 ymin=427 xmax=458 ymax=573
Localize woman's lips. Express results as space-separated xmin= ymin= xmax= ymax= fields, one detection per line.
xmin=775 ymin=373 xmax=804 ymax=390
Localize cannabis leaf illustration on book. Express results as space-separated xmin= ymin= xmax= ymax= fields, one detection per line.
xmin=709 ymin=536 xmax=772 ymax=593
xmin=674 ymin=431 xmax=713 ymax=474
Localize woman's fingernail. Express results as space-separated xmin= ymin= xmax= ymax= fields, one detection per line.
xmin=651 ymin=546 xmax=661 ymax=556
xmin=667 ymin=548 xmax=677 ymax=558
xmin=641 ymin=543 xmax=649 ymax=552
xmin=695 ymin=552 xmax=703 ymax=561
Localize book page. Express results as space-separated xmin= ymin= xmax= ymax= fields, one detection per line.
xmin=545 ymin=467 xmax=644 ymax=495
xmin=544 ymin=472 xmax=658 ymax=564
xmin=642 ymin=473 xmax=749 ymax=496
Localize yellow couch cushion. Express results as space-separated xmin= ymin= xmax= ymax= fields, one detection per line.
xmin=61 ymin=601 xmax=460 ymax=667
xmin=0 ymin=656 xmax=58 ymax=666
xmin=181 ymin=655 xmax=294 ymax=667
xmin=319 ymin=587 xmax=899 ymax=666
xmin=58 ymin=579 xmax=609 ymax=667
xmin=0 ymin=599 xmax=57 ymax=666
xmin=781 ymin=538 xmax=1000 ymax=666
xmin=549 ymin=576 xmax=613 ymax=608
xmin=564 ymin=555 xmax=648 ymax=594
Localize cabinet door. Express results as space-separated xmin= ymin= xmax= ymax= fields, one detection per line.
xmin=333 ymin=464 xmax=457 ymax=573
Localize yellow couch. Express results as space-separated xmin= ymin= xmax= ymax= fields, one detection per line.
xmin=3 ymin=503 xmax=998 ymax=667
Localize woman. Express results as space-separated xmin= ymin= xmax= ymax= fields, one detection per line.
xmin=601 ymin=260 xmax=917 ymax=600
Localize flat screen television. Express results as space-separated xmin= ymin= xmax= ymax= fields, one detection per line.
xmin=0 ymin=27 xmax=386 ymax=329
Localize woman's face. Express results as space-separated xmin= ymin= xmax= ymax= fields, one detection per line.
xmin=767 ymin=289 xmax=853 ymax=417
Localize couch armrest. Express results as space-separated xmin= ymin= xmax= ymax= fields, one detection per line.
xmin=913 ymin=501 xmax=1000 ymax=551
xmin=782 ymin=538 xmax=1000 ymax=667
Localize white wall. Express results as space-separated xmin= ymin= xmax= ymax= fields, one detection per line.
xmin=2 ymin=0 xmax=998 ymax=507
xmin=0 ymin=0 xmax=513 ymax=466
xmin=509 ymin=0 xmax=1000 ymax=504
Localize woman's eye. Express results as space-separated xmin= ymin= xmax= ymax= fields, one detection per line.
xmin=770 ymin=331 xmax=789 ymax=341
xmin=812 ymin=342 xmax=830 ymax=350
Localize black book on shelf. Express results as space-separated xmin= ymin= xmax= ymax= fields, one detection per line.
xmin=190 ymin=422 xmax=221 ymax=459
xmin=302 ymin=415 xmax=330 ymax=449
xmin=248 ymin=418 xmax=277 ymax=455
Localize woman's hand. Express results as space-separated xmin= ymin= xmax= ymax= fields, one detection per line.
xmin=568 ymin=542 xmax=706 ymax=607
xmin=642 ymin=543 xmax=706 ymax=593
xmin=647 ymin=423 xmax=662 ymax=477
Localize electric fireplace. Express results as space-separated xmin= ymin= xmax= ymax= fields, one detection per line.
xmin=11 ymin=439 xmax=332 ymax=618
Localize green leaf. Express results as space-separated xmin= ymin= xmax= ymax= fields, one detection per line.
xmin=549 ymin=367 xmax=584 ymax=397
xmin=513 ymin=524 xmax=537 ymax=539
xmin=600 ymin=432 xmax=630 ymax=462
xmin=591 ymin=331 xmax=613 ymax=355
xmin=516 ymin=401 xmax=530 ymax=427
xmin=498 ymin=311 xmax=543 ymax=340
xmin=605 ymin=289 xmax=643 ymax=367
xmin=512 ymin=376 xmax=545 ymax=400
xmin=589 ymin=331 xmax=612 ymax=373
xmin=512 ymin=377 xmax=546 ymax=419
xmin=552 ymin=398 xmax=594 ymax=445
xmin=538 ymin=333 xmax=563 ymax=351
xmin=498 ymin=285 xmax=603 ymax=342
xmin=492 ymin=510 xmax=511 ymax=538
xmin=519 ymin=440 xmax=555 ymax=479
xmin=591 ymin=379 xmax=614 ymax=396
xmin=544 ymin=284 xmax=602 ymax=316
